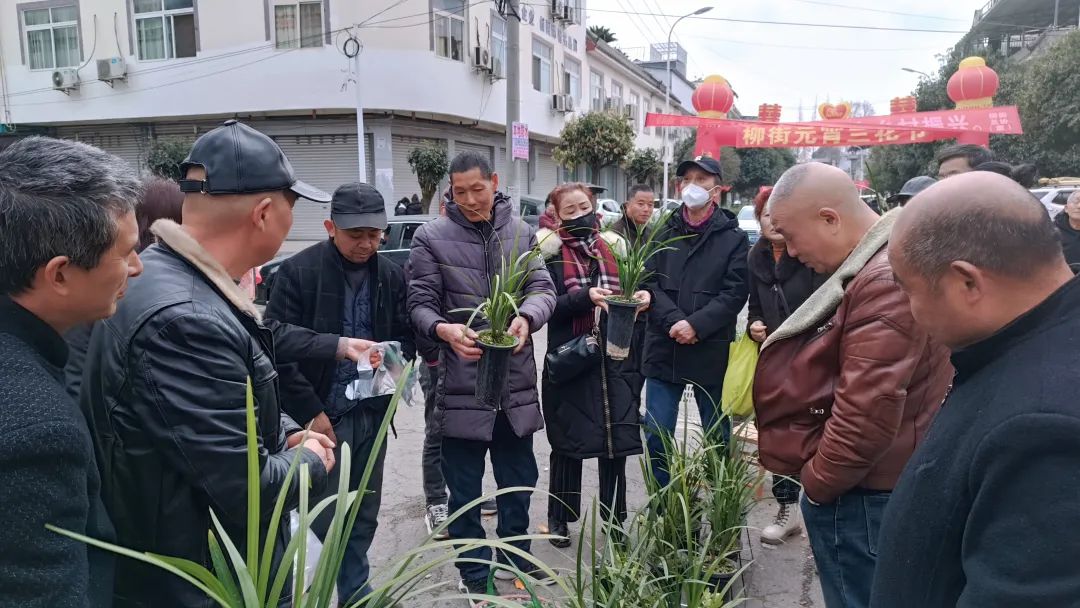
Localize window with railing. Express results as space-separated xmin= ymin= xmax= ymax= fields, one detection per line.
xmin=22 ymin=5 xmax=80 ymax=70
xmin=133 ymin=0 xmax=196 ymax=61
xmin=590 ymin=70 xmax=604 ymax=111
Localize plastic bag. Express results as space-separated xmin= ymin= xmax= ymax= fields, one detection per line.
xmin=721 ymin=332 xmax=759 ymax=418
xmin=344 ymin=341 xmax=424 ymax=407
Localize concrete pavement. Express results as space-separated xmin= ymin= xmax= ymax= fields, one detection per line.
xmin=355 ymin=327 xmax=825 ymax=607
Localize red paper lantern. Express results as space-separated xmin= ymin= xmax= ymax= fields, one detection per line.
xmin=692 ymin=75 xmax=734 ymax=118
xmin=758 ymin=103 xmax=782 ymax=123
xmin=947 ymin=57 xmax=999 ymax=109
xmin=890 ymin=96 xmax=917 ymax=114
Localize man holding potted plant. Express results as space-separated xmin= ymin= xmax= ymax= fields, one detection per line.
xmin=265 ymin=182 xmax=415 ymax=606
xmin=757 ymin=162 xmax=951 ymax=608
xmin=642 ymin=156 xmax=750 ymax=487
xmin=407 ymin=151 xmax=555 ymax=603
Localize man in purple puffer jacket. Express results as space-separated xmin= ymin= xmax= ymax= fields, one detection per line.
xmin=407 ymin=151 xmax=555 ymax=603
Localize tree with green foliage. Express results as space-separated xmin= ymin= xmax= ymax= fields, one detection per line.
xmin=588 ymin=25 xmax=616 ymax=43
xmin=146 ymin=139 xmax=192 ymax=182
xmin=733 ymin=148 xmax=796 ymax=195
xmin=626 ymin=148 xmax=662 ymax=186
xmin=869 ymin=30 xmax=1080 ymax=193
xmin=554 ymin=111 xmax=635 ymax=184
xmin=407 ymin=142 xmax=448 ymax=211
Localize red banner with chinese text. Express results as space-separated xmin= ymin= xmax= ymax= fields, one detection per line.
xmin=644 ymin=107 xmax=1023 ymax=152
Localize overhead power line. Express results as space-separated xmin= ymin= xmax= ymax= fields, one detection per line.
xmin=522 ymin=3 xmax=969 ymax=34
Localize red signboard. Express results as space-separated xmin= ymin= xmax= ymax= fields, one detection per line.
xmin=644 ymin=106 xmax=1023 ymax=153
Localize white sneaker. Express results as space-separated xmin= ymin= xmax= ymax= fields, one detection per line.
xmin=761 ymin=502 xmax=802 ymax=545
xmin=425 ymin=503 xmax=450 ymax=540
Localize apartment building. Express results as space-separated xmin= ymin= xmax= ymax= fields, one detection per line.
xmin=0 ymin=0 xmax=689 ymax=240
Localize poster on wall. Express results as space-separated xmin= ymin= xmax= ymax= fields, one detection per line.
xmin=512 ymin=122 xmax=530 ymax=161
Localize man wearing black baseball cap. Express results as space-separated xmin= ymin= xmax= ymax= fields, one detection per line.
xmin=267 ymin=182 xmax=415 ymax=605
xmin=642 ymin=154 xmax=749 ymax=486
xmin=81 ymin=120 xmax=380 ymax=607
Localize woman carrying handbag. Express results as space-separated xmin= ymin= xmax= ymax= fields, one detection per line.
xmin=537 ymin=183 xmax=650 ymax=548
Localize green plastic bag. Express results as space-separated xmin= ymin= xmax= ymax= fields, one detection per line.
xmin=722 ymin=332 xmax=760 ymax=418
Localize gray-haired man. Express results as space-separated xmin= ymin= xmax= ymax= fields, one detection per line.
xmin=0 ymin=137 xmax=142 ymax=607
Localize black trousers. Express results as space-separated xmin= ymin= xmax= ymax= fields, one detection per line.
xmin=773 ymin=473 xmax=801 ymax=505
xmin=547 ymin=452 xmax=628 ymax=524
xmin=419 ymin=363 xmax=447 ymax=505
xmin=442 ymin=414 xmax=538 ymax=583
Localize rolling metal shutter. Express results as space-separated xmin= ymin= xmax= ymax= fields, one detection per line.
xmin=532 ymin=147 xmax=559 ymax=198
xmin=495 ymin=146 xmax=508 ymax=179
xmin=455 ymin=141 xmax=494 ymax=167
xmin=55 ymin=124 xmax=149 ymax=172
xmin=391 ymin=134 xmax=443 ymax=206
xmin=364 ymin=133 xmax=374 ymax=183
xmin=273 ymin=134 xmax=360 ymax=241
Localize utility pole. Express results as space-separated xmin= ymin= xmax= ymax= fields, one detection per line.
xmin=350 ymin=28 xmax=368 ymax=183
xmin=503 ymin=0 xmax=522 ymax=211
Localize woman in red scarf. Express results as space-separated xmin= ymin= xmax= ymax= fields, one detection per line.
xmin=535 ymin=183 xmax=650 ymax=547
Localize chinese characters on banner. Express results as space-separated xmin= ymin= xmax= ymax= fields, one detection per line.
xmin=643 ymin=107 xmax=1022 ymax=154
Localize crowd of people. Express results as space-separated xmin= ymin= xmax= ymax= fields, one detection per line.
xmin=2 ymin=121 xmax=1079 ymax=608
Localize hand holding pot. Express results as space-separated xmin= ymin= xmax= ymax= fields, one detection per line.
xmin=589 ymin=287 xmax=613 ymax=311
xmin=436 ymin=322 xmax=483 ymax=361
xmin=508 ymin=316 xmax=531 ymax=354
xmin=633 ymin=290 xmax=651 ymax=314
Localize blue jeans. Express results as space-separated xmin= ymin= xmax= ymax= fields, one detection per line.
xmin=644 ymin=378 xmax=730 ymax=487
xmin=801 ymin=489 xmax=890 ymax=608
xmin=442 ymin=414 xmax=539 ymax=583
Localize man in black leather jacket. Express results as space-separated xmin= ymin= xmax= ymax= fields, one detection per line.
xmin=81 ymin=121 xmax=375 ymax=608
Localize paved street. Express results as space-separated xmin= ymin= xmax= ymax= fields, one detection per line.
xmin=356 ymin=327 xmax=825 ymax=607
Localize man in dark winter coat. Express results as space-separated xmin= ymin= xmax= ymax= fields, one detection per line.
xmin=0 ymin=137 xmax=142 ymax=608
xmin=81 ymin=121 xmax=375 ymax=608
xmin=266 ymin=182 xmax=415 ymax=605
xmin=407 ymin=151 xmax=555 ymax=602
xmin=643 ymin=156 xmax=750 ymax=486
xmin=1055 ymin=190 xmax=1080 ymax=265
xmin=872 ymin=172 xmax=1080 ymax=608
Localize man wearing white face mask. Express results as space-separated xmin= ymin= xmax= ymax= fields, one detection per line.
xmin=642 ymin=156 xmax=750 ymax=486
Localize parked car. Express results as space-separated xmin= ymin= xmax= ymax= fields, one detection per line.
xmin=254 ymin=215 xmax=437 ymax=305
xmin=736 ymin=205 xmax=761 ymax=244
xmin=520 ymin=194 xmax=545 ymax=228
xmin=1030 ymin=186 xmax=1077 ymax=218
xmin=596 ymin=198 xmax=622 ymax=226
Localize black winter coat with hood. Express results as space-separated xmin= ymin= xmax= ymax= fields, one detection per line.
xmin=536 ymin=228 xmax=644 ymax=460
xmin=642 ymin=206 xmax=750 ymax=398
xmin=746 ymin=238 xmax=826 ymax=336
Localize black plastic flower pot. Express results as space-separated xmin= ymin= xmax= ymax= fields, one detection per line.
xmin=475 ymin=333 xmax=519 ymax=410
xmin=604 ymin=297 xmax=641 ymax=360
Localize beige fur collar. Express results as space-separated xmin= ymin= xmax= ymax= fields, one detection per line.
xmin=761 ymin=209 xmax=901 ymax=351
xmin=150 ymin=219 xmax=262 ymax=321
xmin=537 ymin=227 xmax=627 ymax=259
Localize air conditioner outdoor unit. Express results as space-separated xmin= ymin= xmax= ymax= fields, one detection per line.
xmin=96 ymin=57 xmax=127 ymax=83
xmin=624 ymin=104 xmax=637 ymax=119
xmin=564 ymin=95 xmax=576 ymax=112
xmin=472 ymin=46 xmax=491 ymax=72
xmin=51 ymin=69 xmax=79 ymax=92
xmin=562 ymin=5 xmax=574 ymax=23
xmin=604 ymin=97 xmax=619 ymax=111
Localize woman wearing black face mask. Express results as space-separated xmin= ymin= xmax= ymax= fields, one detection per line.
xmin=535 ymin=183 xmax=650 ymax=547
